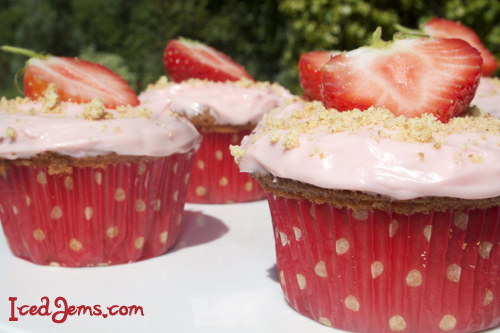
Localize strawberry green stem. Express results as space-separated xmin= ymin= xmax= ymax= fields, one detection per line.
xmin=394 ymin=24 xmax=421 ymax=34
xmin=0 ymin=45 xmax=49 ymax=59
xmin=370 ymin=27 xmax=392 ymax=49
xmin=0 ymin=46 xmax=49 ymax=97
xmin=13 ymin=68 xmax=24 ymax=96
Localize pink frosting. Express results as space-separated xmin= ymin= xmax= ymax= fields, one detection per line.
xmin=237 ymin=101 xmax=500 ymax=200
xmin=138 ymin=80 xmax=295 ymax=126
xmin=471 ymin=77 xmax=500 ymax=118
xmin=0 ymin=100 xmax=200 ymax=159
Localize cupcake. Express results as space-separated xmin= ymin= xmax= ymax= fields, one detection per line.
xmin=139 ymin=77 xmax=295 ymax=204
xmin=471 ymin=77 xmax=500 ymax=118
xmin=0 ymin=48 xmax=200 ymax=267
xmin=232 ymin=100 xmax=500 ymax=332
xmin=136 ymin=38 xmax=297 ymax=204
xmin=231 ymin=32 xmax=498 ymax=332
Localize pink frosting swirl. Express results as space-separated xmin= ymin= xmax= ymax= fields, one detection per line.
xmin=0 ymin=99 xmax=200 ymax=159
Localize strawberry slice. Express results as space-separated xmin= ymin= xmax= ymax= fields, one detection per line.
xmin=322 ymin=29 xmax=482 ymax=123
xmin=1 ymin=46 xmax=139 ymax=108
xmin=163 ymin=38 xmax=253 ymax=83
xmin=422 ymin=18 xmax=498 ymax=77
xmin=298 ymin=50 xmax=340 ymax=101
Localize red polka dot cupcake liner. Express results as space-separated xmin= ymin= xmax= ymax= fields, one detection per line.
xmin=0 ymin=152 xmax=195 ymax=267
xmin=267 ymin=194 xmax=500 ymax=333
xmin=186 ymin=130 xmax=266 ymax=204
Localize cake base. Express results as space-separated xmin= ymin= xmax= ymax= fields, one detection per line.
xmin=186 ymin=130 xmax=266 ymax=204
xmin=266 ymin=193 xmax=500 ymax=333
xmin=0 ymin=152 xmax=195 ymax=267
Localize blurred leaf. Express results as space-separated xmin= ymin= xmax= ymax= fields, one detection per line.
xmin=1 ymin=0 xmax=499 ymax=97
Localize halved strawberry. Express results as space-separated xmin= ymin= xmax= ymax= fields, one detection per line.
xmin=1 ymin=46 xmax=139 ymax=108
xmin=423 ymin=18 xmax=498 ymax=77
xmin=163 ymin=38 xmax=253 ymax=83
xmin=298 ymin=50 xmax=340 ymax=101
xmin=322 ymin=29 xmax=482 ymax=123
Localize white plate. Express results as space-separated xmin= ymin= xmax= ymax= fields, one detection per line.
xmin=0 ymin=201 xmax=334 ymax=333
xmin=0 ymin=201 xmax=498 ymax=333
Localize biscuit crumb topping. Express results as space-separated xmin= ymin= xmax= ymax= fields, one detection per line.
xmin=231 ymin=101 xmax=500 ymax=163
xmin=4 ymin=127 xmax=16 ymax=138
xmin=262 ymin=101 xmax=499 ymax=148
xmin=116 ymin=105 xmax=151 ymax=118
xmin=41 ymin=84 xmax=61 ymax=114
xmin=1 ymin=85 xmax=152 ymax=120
xmin=0 ymin=96 xmax=35 ymax=115
xmin=146 ymin=76 xmax=288 ymax=95
xmin=468 ymin=154 xmax=484 ymax=163
xmin=147 ymin=75 xmax=170 ymax=90
xmin=82 ymin=98 xmax=114 ymax=120
xmin=229 ymin=145 xmax=244 ymax=161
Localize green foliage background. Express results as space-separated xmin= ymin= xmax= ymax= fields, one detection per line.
xmin=0 ymin=0 xmax=499 ymax=98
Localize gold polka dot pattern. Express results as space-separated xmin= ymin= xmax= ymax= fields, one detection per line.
xmin=51 ymin=206 xmax=62 ymax=219
xmin=315 ymin=261 xmax=328 ymax=278
xmin=424 ymin=225 xmax=432 ymax=242
xmin=265 ymin=196 xmax=500 ymax=332
xmin=115 ymin=188 xmax=126 ymax=201
xmin=64 ymin=177 xmax=73 ymax=190
xmin=336 ymin=238 xmax=349 ymax=255
xmin=389 ymin=315 xmax=406 ymax=331
xmin=0 ymin=155 xmax=191 ymax=268
xmin=159 ymin=231 xmax=168 ymax=244
xmin=345 ymin=295 xmax=360 ymax=312
xmin=106 ymin=226 xmax=119 ymax=239
xmin=33 ymin=228 xmax=45 ymax=241
xmin=37 ymin=171 xmax=47 ymax=185
xmin=293 ymin=227 xmax=302 ymax=241
xmin=138 ymin=162 xmax=147 ymax=175
xmin=215 ymin=150 xmax=223 ymax=160
xmin=446 ymin=264 xmax=461 ymax=282
xmin=296 ymin=274 xmax=306 ymax=290
xmin=219 ymin=176 xmax=228 ymax=187
xmin=135 ymin=237 xmax=145 ymax=249
xmin=485 ymin=289 xmax=494 ymax=306
xmin=154 ymin=199 xmax=161 ymax=211
xmin=69 ymin=238 xmax=82 ymax=251
xmin=244 ymin=181 xmax=253 ymax=192
xmin=196 ymin=186 xmax=206 ymax=196
xmin=94 ymin=172 xmax=102 ymax=185
xmin=389 ymin=220 xmax=399 ymax=238
xmin=279 ymin=232 xmax=288 ymax=246
xmin=406 ymin=270 xmax=422 ymax=287
xmin=439 ymin=315 xmax=457 ymax=331
xmin=454 ymin=211 xmax=468 ymax=231
xmin=479 ymin=241 xmax=493 ymax=259
xmin=371 ymin=261 xmax=383 ymax=279
xmin=319 ymin=318 xmax=332 ymax=327
xmin=135 ymin=199 xmax=146 ymax=212
xmin=84 ymin=207 xmax=93 ymax=220
xmin=352 ymin=208 xmax=368 ymax=221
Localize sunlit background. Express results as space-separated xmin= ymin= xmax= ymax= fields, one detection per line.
xmin=1 ymin=0 xmax=499 ymax=98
